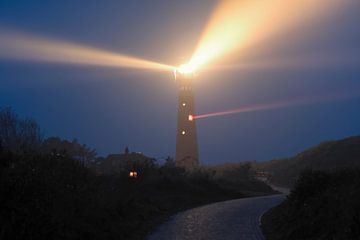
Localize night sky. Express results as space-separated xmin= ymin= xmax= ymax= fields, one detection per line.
xmin=1 ymin=0 xmax=360 ymax=165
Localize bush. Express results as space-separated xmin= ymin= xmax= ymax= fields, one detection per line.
xmin=0 ymin=107 xmax=42 ymax=154
xmin=262 ymin=169 xmax=360 ymax=240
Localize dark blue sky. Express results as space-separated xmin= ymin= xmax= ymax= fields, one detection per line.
xmin=1 ymin=0 xmax=360 ymax=164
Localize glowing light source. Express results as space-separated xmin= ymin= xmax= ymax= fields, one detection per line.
xmin=182 ymin=102 xmax=186 ymax=107
xmin=188 ymin=115 xmax=194 ymax=121
xmin=0 ymin=30 xmax=174 ymax=71
xmin=181 ymin=130 xmax=186 ymax=135
xmin=174 ymin=63 xmax=197 ymax=80
xmin=129 ymin=171 xmax=138 ymax=178
xmin=177 ymin=64 xmax=196 ymax=75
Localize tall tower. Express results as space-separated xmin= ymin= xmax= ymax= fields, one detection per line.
xmin=175 ymin=68 xmax=199 ymax=169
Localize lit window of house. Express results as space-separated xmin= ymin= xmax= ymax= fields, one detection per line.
xmin=129 ymin=171 xmax=138 ymax=178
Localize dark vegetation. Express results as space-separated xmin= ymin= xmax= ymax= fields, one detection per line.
xmin=262 ymin=169 xmax=360 ymax=240
xmin=0 ymin=107 xmax=273 ymax=240
xmin=260 ymin=137 xmax=360 ymax=238
xmin=256 ymin=136 xmax=360 ymax=187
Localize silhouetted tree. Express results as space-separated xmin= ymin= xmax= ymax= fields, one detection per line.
xmin=42 ymin=137 xmax=97 ymax=165
xmin=0 ymin=107 xmax=42 ymax=154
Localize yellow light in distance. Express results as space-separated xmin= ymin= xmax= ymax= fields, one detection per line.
xmin=189 ymin=0 xmax=345 ymax=70
xmin=129 ymin=171 xmax=138 ymax=178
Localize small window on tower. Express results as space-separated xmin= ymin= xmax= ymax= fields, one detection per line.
xmin=181 ymin=130 xmax=186 ymax=135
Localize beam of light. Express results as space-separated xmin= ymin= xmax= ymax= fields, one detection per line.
xmin=188 ymin=0 xmax=346 ymax=71
xmin=205 ymin=51 xmax=360 ymax=72
xmin=0 ymin=29 xmax=174 ymax=71
xmin=194 ymin=90 xmax=360 ymax=121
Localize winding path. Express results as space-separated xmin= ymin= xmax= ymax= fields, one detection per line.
xmin=147 ymin=193 xmax=286 ymax=240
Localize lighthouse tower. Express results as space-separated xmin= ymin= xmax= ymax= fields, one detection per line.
xmin=175 ymin=67 xmax=199 ymax=169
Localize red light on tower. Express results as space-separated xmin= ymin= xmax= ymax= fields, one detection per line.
xmin=188 ymin=115 xmax=194 ymax=121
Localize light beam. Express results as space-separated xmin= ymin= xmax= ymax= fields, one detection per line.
xmin=205 ymin=51 xmax=360 ymax=72
xmin=194 ymin=91 xmax=360 ymax=120
xmin=0 ymin=29 xmax=174 ymax=71
xmin=189 ymin=0 xmax=346 ymax=71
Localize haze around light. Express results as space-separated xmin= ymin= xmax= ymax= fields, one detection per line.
xmin=188 ymin=0 xmax=346 ymax=72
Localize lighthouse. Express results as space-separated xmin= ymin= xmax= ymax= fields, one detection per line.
xmin=174 ymin=65 xmax=199 ymax=169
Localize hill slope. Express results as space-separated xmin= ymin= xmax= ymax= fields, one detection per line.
xmin=258 ymin=136 xmax=360 ymax=187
